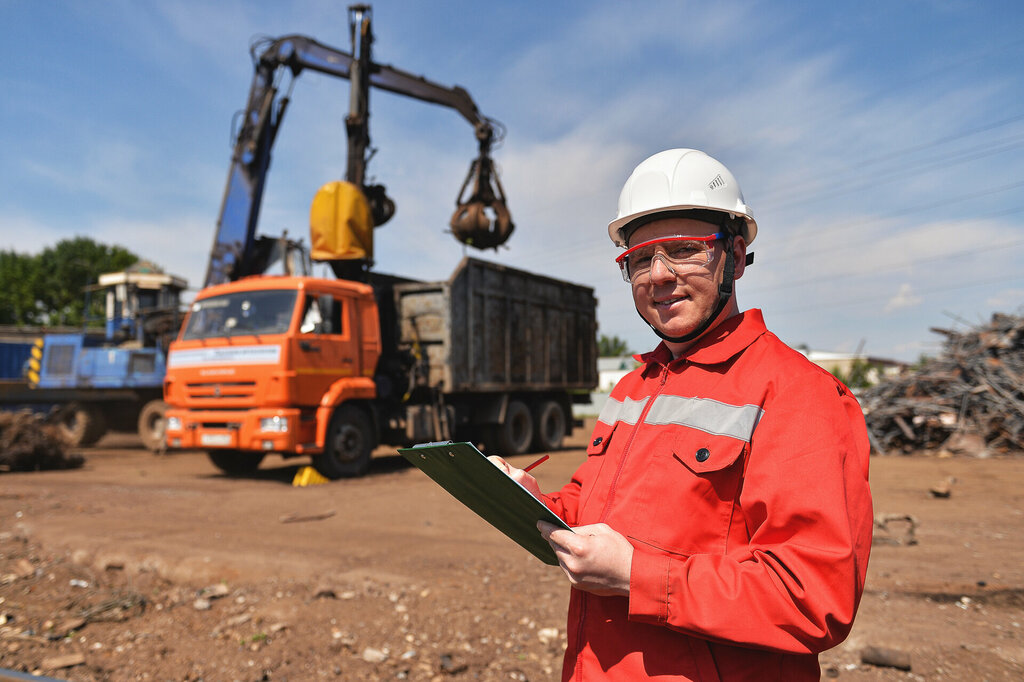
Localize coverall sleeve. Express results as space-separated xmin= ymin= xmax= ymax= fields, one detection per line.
xmin=627 ymin=371 xmax=874 ymax=653
xmin=539 ymin=455 xmax=602 ymax=527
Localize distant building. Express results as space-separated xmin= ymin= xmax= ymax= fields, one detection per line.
xmin=597 ymin=356 xmax=641 ymax=391
xmin=799 ymin=350 xmax=906 ymax=386
xmin=573 ymin=356 xmax=642 ymax=418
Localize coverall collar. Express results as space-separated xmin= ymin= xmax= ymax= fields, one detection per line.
xmin=636 ymin=309 xmax=767 ymax=370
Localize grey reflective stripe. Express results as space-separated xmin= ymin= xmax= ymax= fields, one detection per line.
xmin=597 ymin=395 xmax=649 ymax=426
xmin=645 ymin=394 xmax=763 ymax=442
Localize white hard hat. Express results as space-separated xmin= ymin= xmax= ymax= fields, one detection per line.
xmin=608 ymin=148 xmax=757 ymax=247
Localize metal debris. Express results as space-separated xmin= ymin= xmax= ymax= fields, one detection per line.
xmin=873 ymin=513 xmax=919 ymax=546
xmin=860 ymin=312 xmax=1024 ymax=455
xmin=0 ymin=410 xmax=84 ymax=472
xmin=861 ymin=645 xmax=912 ymax=671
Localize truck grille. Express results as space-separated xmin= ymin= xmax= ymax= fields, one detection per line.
xmin=185 ymin=381 xmax=257 ymax=401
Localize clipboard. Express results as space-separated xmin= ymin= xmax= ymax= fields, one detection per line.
xmin=398 ymin=441 xmax=572 ymax=565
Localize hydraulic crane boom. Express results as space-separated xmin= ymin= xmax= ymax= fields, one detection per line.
xmin=205 ymin=4 xmax=513 ymax=288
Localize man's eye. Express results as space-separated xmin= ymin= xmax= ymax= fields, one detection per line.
xmin=668 ymin=244 xmax=702 ymax=259
xmin=632 ymin=253 xmax=653 ymax=267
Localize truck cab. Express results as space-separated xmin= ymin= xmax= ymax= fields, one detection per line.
xmin=26 ymin=268 xmax=186 ymax=449
xmin=163 ymin=276 xmax=382 ymax=477
xmin=32 ymin=270 xmax=186 ymax=392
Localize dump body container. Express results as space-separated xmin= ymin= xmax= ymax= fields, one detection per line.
xmin=394 ymin=257 xmax=598 ymax=395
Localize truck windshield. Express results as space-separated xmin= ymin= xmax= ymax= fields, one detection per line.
xmin=182 ymin=290 xmax=298 ymax=340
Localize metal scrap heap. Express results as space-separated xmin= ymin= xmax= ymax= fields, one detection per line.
xmin=860 ymin=312 xmax=1024 ymax=456
xmin=0 ymin=410 xmax=85 ymax=472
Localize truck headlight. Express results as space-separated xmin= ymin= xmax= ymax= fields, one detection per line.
xmin=166 ymin=416 xmax=182 ymax=432
xmin=260 ymin=416 xmax=289 ymax=433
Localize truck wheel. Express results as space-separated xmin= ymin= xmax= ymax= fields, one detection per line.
xmin=137 ymin=400 xmax=168 ymax=454
xmin=493 ymin=399 xmax=533 ymax=456
xmin=314 ymin=406 xmax=374 ymax=479
xmin=55 ymin=402 xmax=107 ymax=447
xmin=208 ymin=450 xmax=265 ymax=476
xmin=532 ymin=400 xmax=566 ymax=452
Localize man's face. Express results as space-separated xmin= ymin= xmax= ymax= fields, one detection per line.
xmin=628 ymin=217 xmax=745 ymax=353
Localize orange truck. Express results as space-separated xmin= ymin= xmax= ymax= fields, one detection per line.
xmin=164 ymin=258 xmax=597 ymax=478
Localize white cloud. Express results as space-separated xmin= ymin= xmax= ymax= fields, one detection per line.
xmin=884 ymin=283 xmax=923 ymax=313
xmin=1 ymin=213 xmax=73 ymax=253
xmin=23 ymin=139 xmax=144 ymax=203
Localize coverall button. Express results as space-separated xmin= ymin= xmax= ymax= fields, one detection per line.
xmin=592 ymin=436 xmax=603 ymax=446
xmin=695 ymin=447 xmax=710 ymax=462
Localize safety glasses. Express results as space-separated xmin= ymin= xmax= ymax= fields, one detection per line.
xmin=615 ymin=233 xmax=722 ymax=282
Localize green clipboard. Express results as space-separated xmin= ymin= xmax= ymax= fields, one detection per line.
xmin=398 ymin=441 xmax=572 ymax=565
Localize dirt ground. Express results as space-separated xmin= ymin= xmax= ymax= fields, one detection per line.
xmin=1 ymin=420 xmax=1022 ymax=681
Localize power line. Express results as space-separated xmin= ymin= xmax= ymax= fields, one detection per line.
xmin=757 ymin=236 xmax=1024 ymax=294
xmin=758 ymin=112 xmax=1024 ymax=208
xmin=761 ymin=132 xmax=1024 ymax=213
xmin=770 ymin=273 xmax=1024 ymax=316
xmin=775 ymin=203 xmax=1024 ymax=264
xmin=800 ymin=38 xmax=1024 ymax=130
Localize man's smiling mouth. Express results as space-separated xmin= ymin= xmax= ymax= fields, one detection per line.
xmin=654 ymin=295 xmax=687 ymax=308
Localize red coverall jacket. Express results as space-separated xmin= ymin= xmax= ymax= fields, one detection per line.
xmin=543 ymin=309 xmax=873 ymax=681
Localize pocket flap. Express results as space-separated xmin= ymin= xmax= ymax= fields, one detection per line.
xmin=672 ymin=433 xmax=746 ymax=474
xmin=586 ymin=421 xmax=617 ymax=456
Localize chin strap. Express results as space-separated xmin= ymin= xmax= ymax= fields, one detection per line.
xmin=637 ymin=236 xmax=739 ymax=345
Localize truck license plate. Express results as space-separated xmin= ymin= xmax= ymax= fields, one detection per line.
xmin=200 ymin=433 xmax=233 ymax=447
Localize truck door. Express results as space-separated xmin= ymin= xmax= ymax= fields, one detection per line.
xmin=291 ymin=291 xmax=361 ymax=406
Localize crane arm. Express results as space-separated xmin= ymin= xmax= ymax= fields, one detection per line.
xmin=204 ymin=16 xmax=511 ymax=288
xmin=270 ymin=35 xmax=488 ymax=132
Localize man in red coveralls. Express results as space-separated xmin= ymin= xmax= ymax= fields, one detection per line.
xmin=494 ymin=149 xmax=873 ymax=681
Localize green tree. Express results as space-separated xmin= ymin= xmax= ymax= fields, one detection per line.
xmin=34 ymin=237 xmax=139 ymax=326
xmin=598 ymin=334 xmax=633 ymax=357
xmin=0 ymin=250 xmax=42 ymax=324
xmin=832 ymin=358 xmax=880 ymax=389
xmin=1 ymin=238 xmax=141 ymax=327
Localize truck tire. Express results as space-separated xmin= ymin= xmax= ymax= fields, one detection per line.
xmin=532 ymin=400 xmax=566 ymax=452
xmin=314 ymin=405 xmax=374 ymax=479
xmin=208 ymin=450 xmax=265 ymax=476
xmin=493 ymin=399 xmax=533 ymax=456
xmin=55 ymin=402 xmax=107 ymax=447
xmin=137 ymin=399 xmax=168 ymax=454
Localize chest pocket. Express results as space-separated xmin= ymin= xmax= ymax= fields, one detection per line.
xmin=625 ymin=430 xmax=748 ymax=557
xmin=586 ymin=420 xmax=617 ymax=456
xmin=572 ymin=420 xmax=620 ymax=522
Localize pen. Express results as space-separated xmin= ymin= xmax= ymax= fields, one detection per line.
xmin=522 ymin=454 xmax=549 ymax=473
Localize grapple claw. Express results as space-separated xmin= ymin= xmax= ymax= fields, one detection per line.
xmin=450 ymin=200 xmax=513 ymax=249
xmin=449 ymin=149 xmax=514 ymax=249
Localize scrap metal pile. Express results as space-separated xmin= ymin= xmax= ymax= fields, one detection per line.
xmin=860 ymin=312 xmax=1024 ymax=456
xmin=0 ymin=410 xmax=84 ymax=472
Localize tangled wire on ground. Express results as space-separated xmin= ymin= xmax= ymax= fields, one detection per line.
xmin=0 ymin=411 xmax=84 ymax=472
xmin=860 ymin=312 xmax=1024 ymax=455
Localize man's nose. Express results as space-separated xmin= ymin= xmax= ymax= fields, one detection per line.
xmin=648 ymin=253 xmax=677 ymax=282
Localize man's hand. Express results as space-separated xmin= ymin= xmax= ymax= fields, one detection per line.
xmin=539 ymin=522 xmax=633 ymax=596
xmin=486 ymin=455 xmax=542 ymax=498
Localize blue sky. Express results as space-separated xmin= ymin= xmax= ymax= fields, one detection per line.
xmin=3 ymin=0 xmax=1023 ymax=361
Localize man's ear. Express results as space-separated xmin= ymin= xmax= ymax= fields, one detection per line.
xmin=732 ymin=237 xmax=748 ymax=280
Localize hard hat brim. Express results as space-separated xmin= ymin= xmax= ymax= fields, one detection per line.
xmin=609 ymin=205 xmax=757 ymax=248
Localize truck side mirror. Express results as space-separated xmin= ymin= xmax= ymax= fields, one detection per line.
xmin=318 ymin=295 xmax=335 ymax=334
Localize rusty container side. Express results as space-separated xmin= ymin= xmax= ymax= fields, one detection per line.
xmin=394 ymin=278 xmax=452 ymax=390
xmin=395 ymin=257 xmax=597 ymax=395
